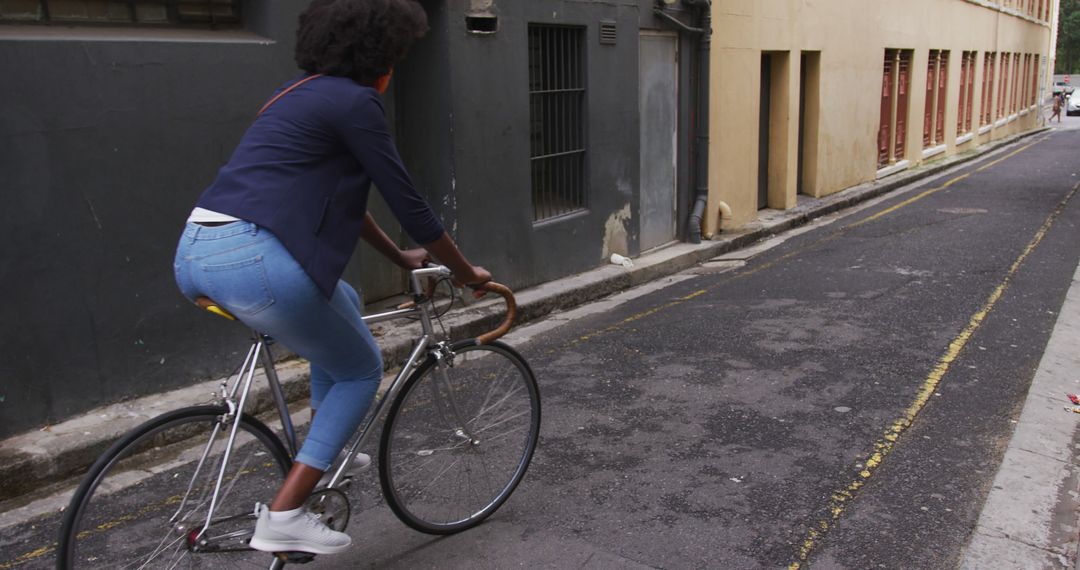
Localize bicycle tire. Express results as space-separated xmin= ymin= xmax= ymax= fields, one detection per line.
xmin=57 ymin=405 xmax=291 ymax=569
xmin=378 ymin=339 xmax=541 ymax=534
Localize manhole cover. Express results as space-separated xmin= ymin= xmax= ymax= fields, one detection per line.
xmin=937 ymin=207 xmax=988 ymax=214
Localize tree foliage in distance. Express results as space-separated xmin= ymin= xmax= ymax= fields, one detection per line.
xmin=1058 ymin=0 xmax=1080 ymax=73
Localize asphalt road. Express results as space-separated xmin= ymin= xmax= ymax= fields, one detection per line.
xmin=4 ymin=123 xmax=1080 ymax=569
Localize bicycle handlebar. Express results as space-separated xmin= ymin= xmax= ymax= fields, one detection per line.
xmin=474 ymin=282 xmax=516 ymax=345
xmin=408 ymin=265 xmax=517 ymax=345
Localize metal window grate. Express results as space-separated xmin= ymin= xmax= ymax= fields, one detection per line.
xmin=0 ymin=1 xmax=241 ymax=26
xmin=529 ymin=24 xmax=587 ymax=223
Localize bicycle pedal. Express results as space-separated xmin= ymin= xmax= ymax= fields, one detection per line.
xmin=275 ymin=551 xmax=317 ymax=564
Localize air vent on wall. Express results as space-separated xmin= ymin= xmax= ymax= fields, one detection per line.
xmin=466 ymin=14 xmax=498 ymax=35
xmin=599 ymin=20 xmax=616 ymax=45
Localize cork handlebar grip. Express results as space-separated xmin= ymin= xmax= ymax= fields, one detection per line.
xmin=475 ymin=282 xmax=516 ymax=345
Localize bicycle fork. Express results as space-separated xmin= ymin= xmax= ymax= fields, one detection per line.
xmin=431 ymin=346 xmax=479 ymax=447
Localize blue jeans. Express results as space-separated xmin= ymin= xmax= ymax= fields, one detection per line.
xmin=174 ymin=221 xmax=382 ymax=471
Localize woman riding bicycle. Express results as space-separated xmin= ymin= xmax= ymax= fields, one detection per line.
xmin=173 ymin=0 xmax=489 ymax=554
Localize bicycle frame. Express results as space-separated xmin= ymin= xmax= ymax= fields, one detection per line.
xmin=188 ymin=265 xmax=467 ymax=542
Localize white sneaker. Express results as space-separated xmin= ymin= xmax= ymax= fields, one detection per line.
xmin=319 ymin=452 xmax=371 ymax=488
xmin=350 ymin=452 xmax=372 ymax=470
xmin=249 ymin=503 xmax=351 ymax=555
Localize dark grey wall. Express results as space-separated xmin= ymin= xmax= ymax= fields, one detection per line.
xmin=0 ymin=0 xmax=699 ymax=437
xmin=393 ymin=0 xmax=455 ymax=247
xmin=408 ymin=0 xmax=643 ymax=289
xmin=0 ymin=3 xmax=308 ymax=436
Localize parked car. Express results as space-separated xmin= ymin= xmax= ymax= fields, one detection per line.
xmin=1067 ymin=92 xmax=1080 ymax=116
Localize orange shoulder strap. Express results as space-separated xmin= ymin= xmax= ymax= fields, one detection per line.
xmin=257 ymin=74 xmax=324 ymax=116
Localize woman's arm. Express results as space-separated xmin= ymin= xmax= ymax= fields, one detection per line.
xmin=421 ymin=232 xmax=490 ymax=286
xmin=341 ymin=93 xmax=489 ymax=285
xmin=359 ymin=212 xmax=427 ymax=269
xmin=361 ymin=214 xmax=490 ymax=285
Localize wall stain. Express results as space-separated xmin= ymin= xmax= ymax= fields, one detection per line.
xmin=602 ymin=203 xmax=631 ymax=260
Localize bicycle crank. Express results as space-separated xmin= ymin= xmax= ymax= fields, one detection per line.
xmin=304 ymin=487 xmax=351 ymax=532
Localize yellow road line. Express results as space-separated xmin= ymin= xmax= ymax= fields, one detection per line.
xmin=787 ymin=180 xmax=1079 ymax=569
xmin=848 ymin=172 xmax=971 ymax=228
xmin=569 ymin=289 xmax=709 ymax=346
xmin=848 ymin=136 xmax=1044 ymax=229
xmin=561 ymin=135 xmax=1046 ymax=350
xmin=2 ymin=468 xmax=271 ymax=568
xmin=973 ymin=137 xmax=1046 ymax=173
xmin=0 ymin=494 xmax=183 ymax=568
xmin=0 ymin=545 xmax=54 ymax=570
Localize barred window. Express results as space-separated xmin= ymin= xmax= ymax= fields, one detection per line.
xmin=922 ymin=49 xmax=948 ymax=147
xmin=997 ymin=52 xmax=1009 ymax=119
xmin=877 ymin=49 xmax=912 ymax=169
xmin=528 ymin=24 xmax=587 ymax=223
xmin=957 ymin=51 xmax=976 ymax=135
xmin=981 ymin=52 xmax=996 ymax=125
xmin=0 ymin=1 xmax=240 ymax=26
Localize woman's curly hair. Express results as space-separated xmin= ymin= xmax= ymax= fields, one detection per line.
xmin=295 ymin=0 xmax=429 ymax=85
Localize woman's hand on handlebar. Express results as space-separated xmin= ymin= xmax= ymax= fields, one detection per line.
xmin=420 ymin=232 xmax=490 ymax=295
xmin=396 ymin=248 xmax=430 ymax=270
xmin=455 ymin=265 xmax=491 ymax=297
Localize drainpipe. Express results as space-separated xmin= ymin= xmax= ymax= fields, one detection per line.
xmin=655 ymin=1 xmax=712 ymax=244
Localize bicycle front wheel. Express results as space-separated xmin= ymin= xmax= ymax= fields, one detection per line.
xmin=58 ymin=405 xmax=291 ymax=569
xmin=379 ymin=339 xmax=541 ymax=534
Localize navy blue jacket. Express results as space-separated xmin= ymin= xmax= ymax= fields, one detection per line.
xmin=195 ymin=75 xmax=445 ymax=298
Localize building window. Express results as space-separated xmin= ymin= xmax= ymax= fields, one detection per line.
xmin=878 ymin=49 xmax=912 ymax=169
xmin=0 ymin=1 xmax=240 ymax=25
xmin=528 ymin=24 xmax=587 ymax=223
xmin=982 ymin=52 xmax=996 ymax=126
xmin=1030 ymin=54 xmax=1040 ymax=106
xmin=923 ymin=50 xmax=949 ymax=147
xmin=996 ymin=53 xmax=1008 ymax=119
xmin=1021 ymin=54 xmax=1031 ymax=110
xmin=1013 ymin=53 xmax=1022 ymax=114
xmin=958 ymin=51 xmax=976 ymax=135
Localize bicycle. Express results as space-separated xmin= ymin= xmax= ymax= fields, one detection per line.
xmin=57 ymin=265 xmax=541 ymax=569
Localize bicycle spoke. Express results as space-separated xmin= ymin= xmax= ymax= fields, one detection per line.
xmin=391 ymin=449 xmax=451 ymax=476
xmin=163 ymin=537 xmax=190 ymax=570
xmin=171 ymin=422 xmax=222 ymax=522
xmin=467 ymin=369 xmax=506 ymax=425
xmin=466 ymin=384 xmax=525 ymax=429
xmin=126 ymin=533 xmax=185 ymax=570
xmin=470 ymin=447 xmax=499 ymax=503
xmin=405 ymin=455 xmax=464 ymax=503
xmin=474 ymin=424 xmax=529 ymax=447
xmin=472 ymin=409 xmax=530 ymax=437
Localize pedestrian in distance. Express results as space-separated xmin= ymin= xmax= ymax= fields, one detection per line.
xmin=1050 ymin=92 xmax=1063 ymax=123
xmin=172 ymin=0 xmax=491 ymax=555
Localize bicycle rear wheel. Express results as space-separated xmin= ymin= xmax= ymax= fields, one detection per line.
xmin=379 ymin=339 xmax=541 ymax=534
xmin=57 ymin=405 xmax=290 ymax=569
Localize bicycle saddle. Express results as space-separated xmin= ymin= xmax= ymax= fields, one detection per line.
xmin=195 ymin=296 xmax=238 ymax=321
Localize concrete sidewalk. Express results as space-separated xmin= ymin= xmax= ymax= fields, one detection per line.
xmin=958 ymin=261 xmax=1080 ymax=569
xmin=0 ymin=128 xmax=1057 ymax=528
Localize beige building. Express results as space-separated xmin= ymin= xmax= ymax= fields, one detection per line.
xmin=704 ymin=0 xmax=1060 ymax=235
